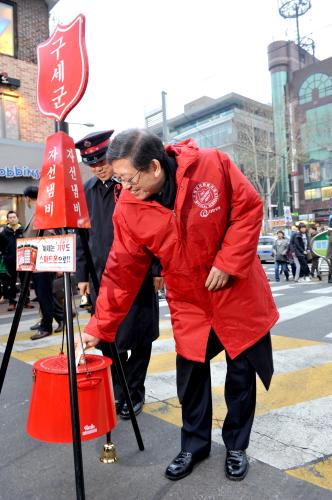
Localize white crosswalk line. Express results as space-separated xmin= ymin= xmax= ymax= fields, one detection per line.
xmin=272 ymin=293 xmax=283 ymax=297
xmin=277 ymin=296 xmax=332 ymax=323
xmin=248 ymin=395 xmax=332 ymax=469
xmin=325 ymin=332 xmax=332 ymax=339
xmin=0 ymin=335 xmax=62 ymax=352
xmin=305 ymin=288 xmax=332 ymax=294
xmin=270 ymin=285 xmax=293 ymax=291
xmin=146 ymin=343 xmax=332 ymax=402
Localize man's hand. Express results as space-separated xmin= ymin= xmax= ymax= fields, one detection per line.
xmin=78 ymin=282 xmax=90 ymax=296
xmin=153 ymin=277 xmax=164 ymax=293
xmin=205 ymin=266 xmax=230 ymax=291
xmin=75 ymin=332 xmax=100 ymax=352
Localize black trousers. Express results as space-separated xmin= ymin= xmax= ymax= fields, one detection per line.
xmin=101 ymin=342 xmax=152 ymax=405
xmin=32 ymin=272 xmax=63 ymax=331
xmin=177 ymin=330 xmax=263 ymax=457
xmin=298 ymin=255 xmax=310 ymax=277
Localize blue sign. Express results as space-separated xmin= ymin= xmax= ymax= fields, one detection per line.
xmin=0 ymin=166 xmax=40 ymax=180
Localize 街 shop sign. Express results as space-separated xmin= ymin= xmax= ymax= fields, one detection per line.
xmin=16 ymin=234 xmax=76 ymax=272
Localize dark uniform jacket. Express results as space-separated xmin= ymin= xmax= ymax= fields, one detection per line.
xmin=0 ymin=225 xmax=23 ymax=269
xmin=76 ymin=176 xmax=159 ymax=351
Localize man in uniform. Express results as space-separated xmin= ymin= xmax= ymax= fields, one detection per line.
xmin=75 ymin=130 xmax=161 ymax=418
xmin=79 ymin=128 xmax=278 ymax=482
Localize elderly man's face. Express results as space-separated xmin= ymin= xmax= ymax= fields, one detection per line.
xmin=112 ymin=158 xmax=166 ymax=201
xmin=89 ymin=159 xmax=113 ymax=182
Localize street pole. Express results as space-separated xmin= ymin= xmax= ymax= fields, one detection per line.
xmin=161 ymin=91 xmax=169 ymax=144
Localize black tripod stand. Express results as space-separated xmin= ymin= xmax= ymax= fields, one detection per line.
xmin=0 ymin=229 xmax=144 ymax=500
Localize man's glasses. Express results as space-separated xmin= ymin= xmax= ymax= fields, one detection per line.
xmin=112 ymin=169 xmax=142 ymax=186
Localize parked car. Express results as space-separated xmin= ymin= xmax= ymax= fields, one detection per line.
xmin=257 ymin=236 xmax=275 ymax=263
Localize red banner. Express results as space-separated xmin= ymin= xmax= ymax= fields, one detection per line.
xmin=36 ymin=14 xmax=88 ymax=121
xmin=33 ymin=132 xmax=91 ymax=229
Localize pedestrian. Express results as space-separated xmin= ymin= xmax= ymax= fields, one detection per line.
xmin=289 ymin=225 xmax=301 ymax=281
xmin=23 ymin=186 xmax=64 ymax=339
xmin=272 ymin=231 xmax=289 ymax=282
xmin=75 ymin=130 xmax=161 ymax=419
xmin=327 ymin=223 xmax=332 ymax=284
xmin=79 ymin=129 xmax=278 ymax=481
xmin=308 ymin=225 xmax=322 ymax=281
xmin=0 ymin=211 xmax=34 ymax=311
xmin=293 ymin=223 xmax=311 ymax=282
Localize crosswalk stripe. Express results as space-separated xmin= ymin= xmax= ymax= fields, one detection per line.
xmin=278 ymin=296 xmax=332 ymax=323
xmin=144 ymin=362 xmax=332 ymax=435
xmin=4 ymin=332 xmax=319 ymax=371
xmin=305 ymin=288 xmax=332 ymax=294
xmin=246 ymin=395 xmax=332 ymax=470
xmin=270 ymin=285 xmax=293 ymax=291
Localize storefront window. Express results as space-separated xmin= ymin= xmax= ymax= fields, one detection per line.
xmin=0 ymin=93 xmax=19 ymax=139
xmin=0 ymin=1 xmax=15 ymax=56
xmin=304 ymin=188 xmax=322 ymax=200
xmin=321 ymin=186 xmax=332 ymax=201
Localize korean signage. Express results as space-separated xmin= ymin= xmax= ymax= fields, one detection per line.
xmin=36 ymin=14 xmax=89 ymax=121
xmin=33 ymin=131 xmax=90 ymax=229
xmin=17 ymin=234 xmax=76 ymax=272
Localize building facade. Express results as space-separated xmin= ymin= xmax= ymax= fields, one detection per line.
xmin=0 ymin=0 xmax=56 ymax=226
xmin=146 ymin=93 xmax=277 ymax=220
xmin=268 ymin=40 xmax=332 ymax=224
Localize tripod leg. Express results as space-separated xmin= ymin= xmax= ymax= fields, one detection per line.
xmin=78 ymin=229 xmax=145 ymax=451
xmin=0 ymin=271 xmax=32 ymax=395
xmin=110 ymin=343 xmax=144 ymax=451
xmin=64 ymin=272 xmax=85 ymax=500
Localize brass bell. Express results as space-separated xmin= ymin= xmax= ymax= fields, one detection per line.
xmin=100 ymin=442 xmax=118 ymax=464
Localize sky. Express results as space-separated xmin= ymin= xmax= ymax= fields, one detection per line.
xmin=49 ymin=0 xmax=332 ymax=142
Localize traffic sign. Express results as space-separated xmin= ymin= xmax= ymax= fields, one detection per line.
xmin=311 ymin=229 xmax=332 ymax=258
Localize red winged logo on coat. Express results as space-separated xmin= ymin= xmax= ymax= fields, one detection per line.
xmin=36 ymin=14 xmax=89 ymax=121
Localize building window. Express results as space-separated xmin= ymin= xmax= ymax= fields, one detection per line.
xmin=0 ymin=93 xmax=19 ymax=139
xmin=321 ymin=186 xmax=332 ymax=201
xmin=0 ymin=1 xmax=15 ymax=56
xmin=304 ymin=188 xmax=321 ymax=200
xmin=298 ymin=73 xmax=332 ymax=105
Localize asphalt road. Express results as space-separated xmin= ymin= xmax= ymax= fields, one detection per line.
xmin=0 ymin=263 xmax=331 ymax=499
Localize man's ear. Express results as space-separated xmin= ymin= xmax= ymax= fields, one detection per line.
xmin=150 ymin=159 xmax=162 ymax=177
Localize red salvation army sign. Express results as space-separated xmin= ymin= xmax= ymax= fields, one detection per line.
xmin=36 ymin=14 xmax=89 ymax=121
xmin=33 ymin=131 xmax=91 ymax=229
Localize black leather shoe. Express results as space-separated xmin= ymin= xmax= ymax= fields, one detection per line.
xmin=115 ymin=400 xmax=124 ymax=414
xmin=30 ymin=330 xmax=52 ymax=341
xmin=30 ymin=321 xmax=41 ymax=331
xmin=54 ymin=321 xmax=64 ymax=333
xmin=119 ymin=400 xmax=144 ymax=420
xmin=225 ymin=450 xmax=249 ymax=481
xmin=165 ymin=450 xmax=209 ymax=481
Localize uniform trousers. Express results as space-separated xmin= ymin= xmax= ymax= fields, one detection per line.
xmin=32 ymin=272 xmax=63 ymax=332
xmin=101 ymin=342 xmax=152 ymax=405
xmin=177 ymin=329 xmax=262 ymax=458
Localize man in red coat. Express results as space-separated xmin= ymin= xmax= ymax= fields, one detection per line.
xmin=79 ymin=129 xmax=279 ymax=482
